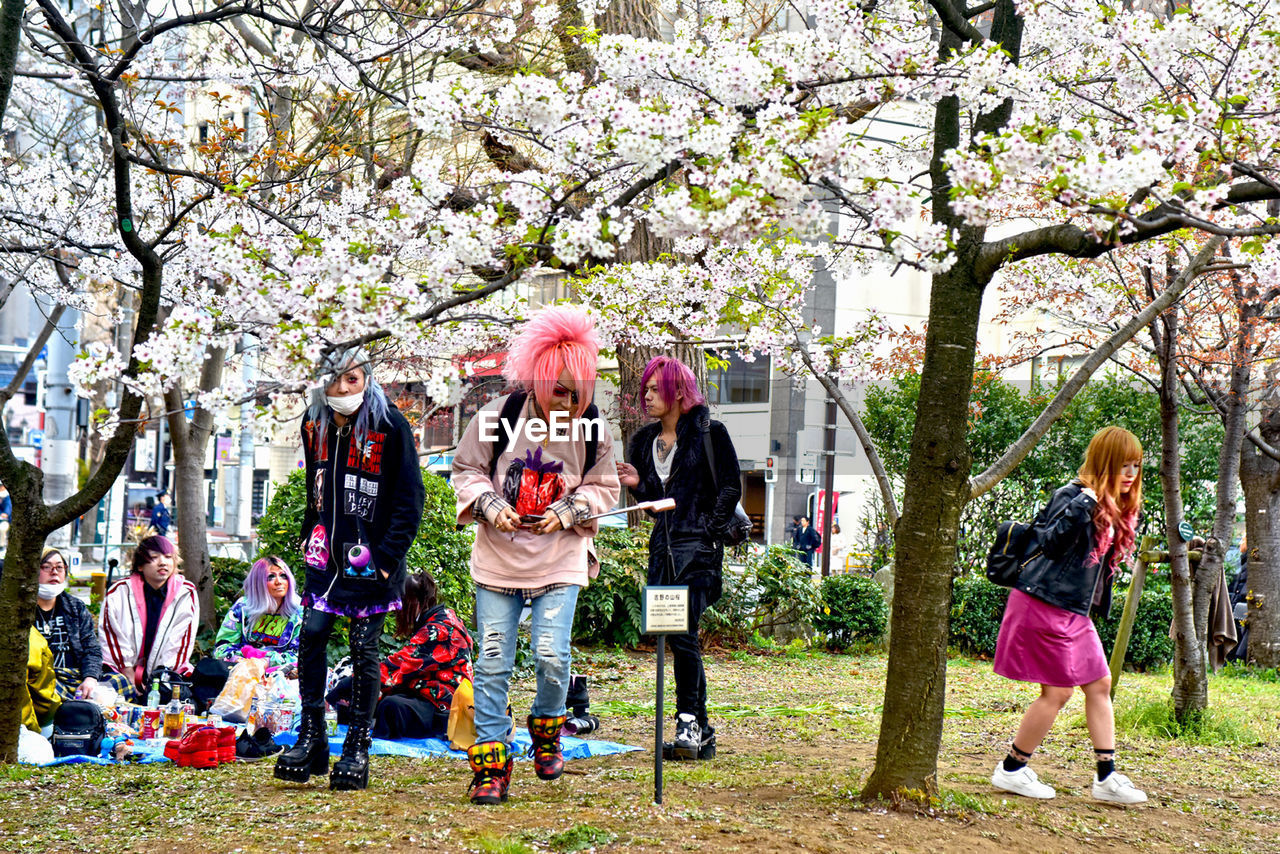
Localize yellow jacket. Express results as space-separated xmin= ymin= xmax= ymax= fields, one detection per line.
xmin=23 ymin=628 xmax=61 ymax=732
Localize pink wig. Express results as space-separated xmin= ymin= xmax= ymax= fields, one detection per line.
xmin=503 ymin=305 xmax=599 ymax=418
xmin=640 ymin=356 xmax=705 ymax=414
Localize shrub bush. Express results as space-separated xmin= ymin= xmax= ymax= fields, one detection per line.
xmin=949 ymin=575 xmax=1010 ymax=657
xmin=815 ymin=574 xmax=889 ymax=650
xmin=704 ymin=545 xmax=822 ymax=647
xmin=573 ymin=525 xmax=648 ymax=647
xmin=1093 ymin=586 xmax=1175 ymax=672
xmin=256 ymin=466 xmax=475 ymax=620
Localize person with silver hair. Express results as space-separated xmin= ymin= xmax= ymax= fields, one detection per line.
xmin=275 ymin=347 xmax=425 ymax=792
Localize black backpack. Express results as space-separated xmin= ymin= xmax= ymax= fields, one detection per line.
xmin=487 ymin=390 xmax=601 ymax=478
xmin=51 ymin=699 xmax=106 ymax=757
xmin=986 ymin=520 xmax=1035 ymax=587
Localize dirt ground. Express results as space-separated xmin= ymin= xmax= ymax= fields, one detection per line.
xmin=2 ymin=648 xmax=1277 ymax=854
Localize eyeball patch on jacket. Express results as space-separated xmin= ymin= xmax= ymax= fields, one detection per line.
xmin=502 ymin=447 xmax=565 ymax=518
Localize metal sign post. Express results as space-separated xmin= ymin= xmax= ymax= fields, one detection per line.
xmin=643 ymin=585 xmax=689 ymax=805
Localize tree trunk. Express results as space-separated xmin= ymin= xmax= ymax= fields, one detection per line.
xmin=166 ymin=384 xmax=220 ymax=634
xmin=1239 ymin=371 xmax=1280 ymax=667
xmin=862 ymin=87 xmax=984 ymax=796
xmin=0 ymin=465 xmax=47 ymax=760
xmin=1156 ymin=308 xmax=1205 ymax=721
xmin=0 ymin=0 xmax=22 ymax=130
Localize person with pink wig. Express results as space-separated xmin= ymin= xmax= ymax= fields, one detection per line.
xmin=617 ymin=356 xmax=742 ymax=762
xmin=452 ymin=305 xmax=621 ymax=805
xmin=214 ymin=556 xmax=303 ymax=669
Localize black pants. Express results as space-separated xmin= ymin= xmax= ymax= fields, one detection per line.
xmin=298 ymin=607 xmax=381 ymax=729
xmin=666 ymin=587 xmax=712 ymax=726
xmin=327 ymin=677 xmax=445 ymax=740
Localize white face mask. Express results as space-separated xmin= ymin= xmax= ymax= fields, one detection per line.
xmin=326 ymin=392 xmax=364 ymax=416
xmin=38 ymin=582 xmax=67 ymax=601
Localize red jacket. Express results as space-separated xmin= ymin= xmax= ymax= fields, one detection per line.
xmin=380 ymin=606 xmax=472 ymax=712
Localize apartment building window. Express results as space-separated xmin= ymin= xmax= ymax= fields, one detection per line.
xmin=198 ymin=122 xmax=209 ymax=143
xmin=705 ymin=352 xmax=770 ymax=404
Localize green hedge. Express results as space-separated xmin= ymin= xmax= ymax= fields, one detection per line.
xmin=573 ymin=526 xmax=647 ymax=647
xmin=814 ymin=574 xmax=888 ymax=650
xmin=948 ymin=574 xmax=1175 ymax=671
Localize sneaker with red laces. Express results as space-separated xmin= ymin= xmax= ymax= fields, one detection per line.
xmin=163 ymin=739 xmax=182 ymax=764
xmin=179 ymin=726 xmax=220 ymax=769
xmin=217 ymin=726 xmax=236 ymax=764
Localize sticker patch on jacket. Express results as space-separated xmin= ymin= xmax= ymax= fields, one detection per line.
xmin=344 ymin=489 xmax=376 ymax=520
xmin=347 ymin=431 xmax=385 ymax=475
xmin=502 ymin=447 xmax=565 ymax=518
xmin=304 ymin=421 xmax=329 ymax=462
xmin=359 ymin=479 xmax=378 ymax=496
xmin=312 ymin=469 xmax=325 ymax=513
xmin=305 ymin=524 xmax=329 ymax=569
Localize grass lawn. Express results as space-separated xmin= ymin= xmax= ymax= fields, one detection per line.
xmin=2 ymin=646 xmax=1277 ymax=853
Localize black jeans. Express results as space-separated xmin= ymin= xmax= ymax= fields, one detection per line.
xmin=298 ymin=607 xmax=382 ymax=728
xmin=666 ymin=587 xmax=712 ymax=727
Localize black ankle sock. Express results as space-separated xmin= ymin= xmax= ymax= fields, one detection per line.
xmin=1003 ymin=742 xmax=1032 ymax=773
xmin=1095 ymin=749 xmax=1115 ymax=780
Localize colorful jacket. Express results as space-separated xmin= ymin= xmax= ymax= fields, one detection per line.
xmin=23 ymin=628 xmax=61 ymax=733
xmin=35 ymin=592 xmax=103 ymax=680
xmin=380 ymin=605 xmax=473 ymax=713
xmin=99 ymin=573 xmax=199 ymax=688
xmin=213 ymin=599 xmax=303 ymax=668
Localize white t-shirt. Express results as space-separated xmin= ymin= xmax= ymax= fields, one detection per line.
xmin=653 ymin=437 xmax=677 ymax=485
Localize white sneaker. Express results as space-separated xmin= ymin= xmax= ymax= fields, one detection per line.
xmin=991 ymin=762 xmax=1056 ymax=799
xmin=1092 ymin=772 xmax=1148 ymax=805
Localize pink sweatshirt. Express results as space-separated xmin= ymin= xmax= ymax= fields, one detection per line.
xmin=452 ymin=394 xmax=621 ymax=589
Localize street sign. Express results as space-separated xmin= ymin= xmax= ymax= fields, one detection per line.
xmin=30 ymin=429 xmax=43 ymax=448
xmin=642 ymin=586 xmax=690 ymax=634
xmin=798 ymin=468 xmax=817 ymax=485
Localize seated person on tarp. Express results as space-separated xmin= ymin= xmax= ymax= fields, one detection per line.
xmin=33 ymin=546 xmax=128 ymax=701
xmin=98 ymin=536 xmax=199 ymax=701
xmin=328 ymin=571 xmax=472 ymax=740
xmin=19 ymin=627 xmax=61 ymax=764
xmin=214 ymin=556 xmax=303 ymax=670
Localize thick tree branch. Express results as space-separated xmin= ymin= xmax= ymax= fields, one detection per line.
xmin=979 ymin=181 xmax=1280 ymax=280
xmin=928 ymin=0 xmax=985 ymax=44
xmin=970 ymin=236 xmax=1224 ymax=498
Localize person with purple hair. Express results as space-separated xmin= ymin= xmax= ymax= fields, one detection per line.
xmin=214 ymin=556 xmax=303 ymax=669
xmin=617 ymin=356 xmax=742 ymax=762
xmin=98 ymin=535 xmax=199 ymax=701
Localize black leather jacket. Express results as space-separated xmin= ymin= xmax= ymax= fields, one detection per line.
xmin=1016 ymin=481 xmax=1114 ymax=618
xmin=628 ymin=405 xmax=741 ymax=597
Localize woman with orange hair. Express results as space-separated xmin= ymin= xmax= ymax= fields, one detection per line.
xmin=451 ymin=306 xmax=620 ymax=805
xmin=990 ymin=426 xmax=1148 ymax=806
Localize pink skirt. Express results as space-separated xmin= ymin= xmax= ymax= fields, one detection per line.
xmin=993 ymin=590 xmax=1109 ymax=688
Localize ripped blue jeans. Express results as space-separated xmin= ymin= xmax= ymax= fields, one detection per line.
xmin=472 ymin=584 xmax=579 ymax=744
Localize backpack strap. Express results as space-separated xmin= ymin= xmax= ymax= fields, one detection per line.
xmin=487 ymin=391 xmax=600 ymax=478
xmin=488 ymin=391 xmax=528 ymax=479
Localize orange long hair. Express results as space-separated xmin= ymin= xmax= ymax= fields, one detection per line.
xmin=1077 ymin=426 xmax=1143 ymax=567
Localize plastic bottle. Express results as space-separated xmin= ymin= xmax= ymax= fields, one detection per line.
xmin=248 ymin=696 xmax=261 ymax=734
xmin=146 ymin=678 xmax=161 ymax=709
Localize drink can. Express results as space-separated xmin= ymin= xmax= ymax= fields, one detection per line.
xmin=207 ymin=713 xmax=222 ymax=729
xmin=141 ymin=709 xmax=161 ymax=739
xmin=277 ymin=707 xmax=295 ymax=734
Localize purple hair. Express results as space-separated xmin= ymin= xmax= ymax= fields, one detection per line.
xmin=131 ymin=535 xmax=177 ymax=574
xmin=640 ymin=356 xmax=705 ymax=414
xmin=241 ymin=556 xmax=301 ymax=625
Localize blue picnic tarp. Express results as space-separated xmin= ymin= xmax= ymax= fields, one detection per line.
xmin=25 ymin=726 xmax=639 ymax=767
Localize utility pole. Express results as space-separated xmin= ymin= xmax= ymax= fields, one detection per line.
xmin=819 ymin=395 xmax=837 ymax=577
xmin=38 ymin=297 xmax=81 ymax=548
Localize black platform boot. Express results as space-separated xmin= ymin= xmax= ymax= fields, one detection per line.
xmin=273 ymin=708 xmax=329 ymax=782
xmin=329 ymin=722 xmax=372 ymax=790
